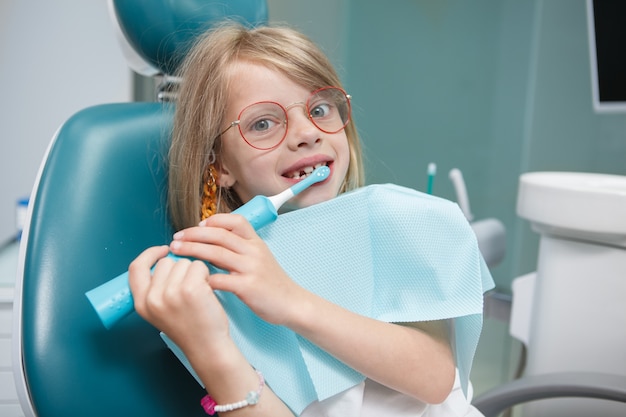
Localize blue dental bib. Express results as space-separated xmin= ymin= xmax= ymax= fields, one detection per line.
xmin=162 ymin=184 xmax=494 ymax=415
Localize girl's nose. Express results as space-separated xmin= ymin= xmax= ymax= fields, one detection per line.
xmin=285 ymin=106 xmax=321 ymax=149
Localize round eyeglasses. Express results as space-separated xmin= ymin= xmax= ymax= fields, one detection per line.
xmin=218 ymin=86 xmax=351 ymax=150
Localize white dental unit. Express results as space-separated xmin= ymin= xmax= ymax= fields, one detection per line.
xmin=515 ymin=171 xmax=626 ymax=417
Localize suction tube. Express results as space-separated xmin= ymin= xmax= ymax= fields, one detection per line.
xmin=86 ymin=166 xmax=330 ymax=329
xmin=449 ymin=168 xmax=473 ymax=221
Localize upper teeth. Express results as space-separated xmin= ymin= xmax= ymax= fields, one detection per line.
xmin=287 ymin=163 xmax=326 ymax=179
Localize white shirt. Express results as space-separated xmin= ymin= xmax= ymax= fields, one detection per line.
xmin=300 ymin=370 xmax=484 ymax=417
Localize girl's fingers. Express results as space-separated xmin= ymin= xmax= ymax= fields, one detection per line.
xmin=207 ymin=272 xmax=236 ymax=293
xmin=128 ymin=245 xmax=170 ymax=295
xmin=201 ymin=213 xmax=256 ymax=234
xmin=169 ymin=239 xmax=242 ymax=271
xmin=180 ymin=213 xmax=257 ymax=243
xmin=130 ymin=245 xmax=171 ymax=269
xmin=169 ymin=214 xmax=264 ymax=272
xmin=150 ymin=255 xmax=188 ymax=300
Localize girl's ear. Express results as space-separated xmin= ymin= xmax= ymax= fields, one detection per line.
xmin=216 ymin=162 xmax=236 ymax=188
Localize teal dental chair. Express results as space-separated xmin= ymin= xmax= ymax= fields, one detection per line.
xmin=12 ymin=1 xmax=267 ymax=416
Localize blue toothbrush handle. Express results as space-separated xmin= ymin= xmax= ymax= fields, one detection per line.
xmin=85 ymin=271 xmax=133 ymax=330
xmin=232 ymin=195 xmax=277 ymax=229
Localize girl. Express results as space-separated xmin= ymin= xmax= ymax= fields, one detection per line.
xmin=128 ymin=23 xmax=485 ymax=417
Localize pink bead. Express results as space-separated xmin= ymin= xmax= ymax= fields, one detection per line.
xmin=200 ymin=395 xmax=217 ymax=415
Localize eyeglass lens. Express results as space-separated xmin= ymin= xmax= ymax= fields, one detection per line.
xmin=237 ymin=87 xmax=350 ymax=150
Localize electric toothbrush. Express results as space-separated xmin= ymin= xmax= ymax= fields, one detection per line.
xmin=86 ymin=166 xmax=330 ymax=329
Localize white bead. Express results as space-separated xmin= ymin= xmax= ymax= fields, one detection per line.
xmin=207 ymin=370 xmax=264 ymax=414
xmin=246 ymin=391 xmax=260 ymax=405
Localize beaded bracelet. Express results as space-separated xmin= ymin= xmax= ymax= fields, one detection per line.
xmin=200 ymin=370 xmax=264 ymax=415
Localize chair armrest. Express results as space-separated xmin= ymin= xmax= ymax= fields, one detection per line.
xmin=472 ymin=372 xmax=626 ymax=417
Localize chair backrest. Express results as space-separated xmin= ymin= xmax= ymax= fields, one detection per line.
xmin=15 ymin=103 xmax=204 ymax=417
xmin=13 ymin=1 xmax=267 ymax=416
xmin=110 ymin=0 xmax=269 ymax=76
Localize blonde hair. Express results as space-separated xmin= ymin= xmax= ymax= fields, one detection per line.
xmin=168 ymin=23 xmax=364 ymax=231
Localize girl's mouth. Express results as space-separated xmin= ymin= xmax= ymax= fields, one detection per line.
xmin=284 ymin=162 xmax=329 ymax=180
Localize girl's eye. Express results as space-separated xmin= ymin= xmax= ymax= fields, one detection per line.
xmin=310 ymin=102 xmax=332 ymax=118
xmin=239 ymin=102 xmax=285 ymax=137
xmin=243 ymin=116 xmax=281 ymax=136
xmin=252 ymin=118 xmax=276 ymax=132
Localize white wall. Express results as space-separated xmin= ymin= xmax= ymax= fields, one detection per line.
xmin=0 ymin=0 xmax=132 ymax=242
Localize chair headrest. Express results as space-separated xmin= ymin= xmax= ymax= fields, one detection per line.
xmin=109 ymin=0 xmax=269 ymax=76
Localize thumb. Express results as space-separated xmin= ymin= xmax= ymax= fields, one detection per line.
xmin=128 ymin=245 xmax=170 ymax=293
xmin=207 ymin=273 xmax=240 ymax=294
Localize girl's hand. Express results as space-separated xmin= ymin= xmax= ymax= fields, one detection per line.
xmin=128 ymin=245 xmax=230 ymax=359
xmin=129 ymin=245 xmax=300 ymax=416
xmin=166 ymin=215 xmax=456 ymax=404
xmin=168 ymin=213 xmax=306 ymax=326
